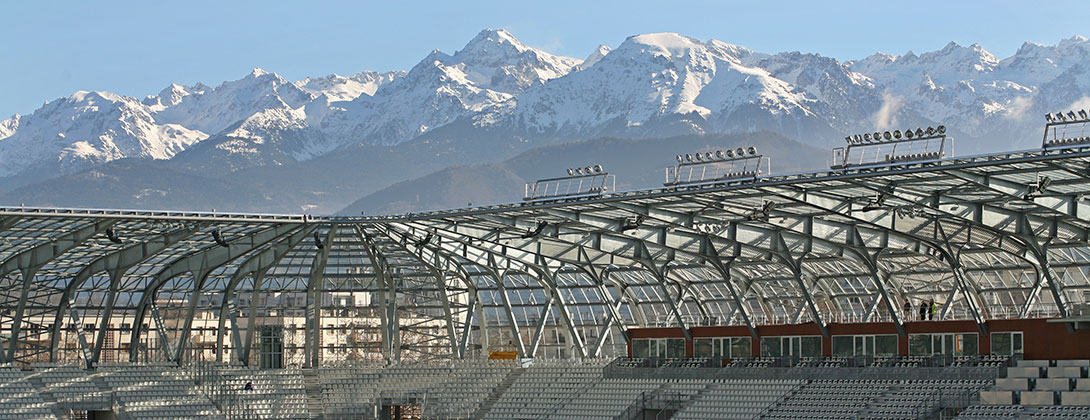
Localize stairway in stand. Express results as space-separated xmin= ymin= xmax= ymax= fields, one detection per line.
xmin=24 ymin=374 xmax=66 ymax=420
xmin=302 ymin=369 xmax=325 ymax=420
xmin=470 ymin=367 xmax=525 ymax=420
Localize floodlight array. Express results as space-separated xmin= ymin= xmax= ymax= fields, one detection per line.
xmin=843 ymin=126 xmax=946 ymax=146
xmin=1043 ymin=109 xmax=1090 ymax=148
xmin=565 ymin=164 xmax=605 ymax=177
xmin=526 ymin=164 xmax=613 ymax=201
xmin=665 ymin=145 xmax=767 ymax=187
xmin=1045 ymin=110 xmax=1090 ymax=123
xmin=675 ymin=146 xmax=759 ymax=165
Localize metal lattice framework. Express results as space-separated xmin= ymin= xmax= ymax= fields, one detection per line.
xmin=2 ymin=146 xmax=1090 ymax=366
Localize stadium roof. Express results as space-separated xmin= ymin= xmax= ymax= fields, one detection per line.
xmin=2 ymin=145 xmax=1090 ymax=366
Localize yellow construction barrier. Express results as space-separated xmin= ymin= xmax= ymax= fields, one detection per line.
xmin=488 ymin=351 xmax=518 ymax=360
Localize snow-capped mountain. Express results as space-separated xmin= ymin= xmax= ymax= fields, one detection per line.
xmin=294 ymin=70 xmax=405 ymax=102
xmin=328 ymin=28 xmax=582 ymax=145
xmin=1 ymin=29 xmax=1088 ymax=196
xmin=0 ymin=91 xmax=206 ymax=178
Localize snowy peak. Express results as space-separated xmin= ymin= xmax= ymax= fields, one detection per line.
xmin=916 ymin=42 xmax=998 ymax=74
xmin=151 ymin=68 xmax=313 ymax=134
xmin=0 ymin=90 xmax=207 ymax=178
xmin=459 ymin=29 xmax=533 ymax=57
xmin=4 ymin=30 xmax=1090 ymax=187
xmin=449 ymin=28 xmax=580 ymax=92
xmin=0 ymin=114 xmax=19 ymax=139
xmin=1058 ymin=34 xmax=1090 ymax=49
xmin=623 ymin=33 xmax=706 ymax=59
xmin=294 ymin=71 xmax=404 ymax=102
xmin=577 ymin=45 xmax=612 ymax=70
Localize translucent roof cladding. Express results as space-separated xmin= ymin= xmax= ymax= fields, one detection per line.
xmin=4 ymin=146 xmax=1090 ymax=363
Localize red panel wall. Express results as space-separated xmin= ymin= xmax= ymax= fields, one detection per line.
xmin=627 ymin=319 xmax=1090 ymax=360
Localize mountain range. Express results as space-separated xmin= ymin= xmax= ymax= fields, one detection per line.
xmin=1 ymin=29 xmax=1088 ymax=214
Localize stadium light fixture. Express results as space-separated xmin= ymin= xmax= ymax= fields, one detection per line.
xmin=594 ymin=164 xmax=603 ymax=173
xmin=735 ymin=147 xmax=744 ymax=156
xmin=716 ymin=150 xmax=725 ymax=159
xmin=676 ymin=155 xmax=683 ymax=163
xmin=567 ymin=168 xmax=575 ymax=176
xmin=520 ymin=220 xmax=549 ymax=239
xmin=1080 ymin=110 xmax=1088 ymax=120
xmin=725 ymin=149 xmax=734 ymax=158
xmin=212 ymin=229 xmax=230 ymax=248
xmin=747 ymin=146 xmax=757 ymax=155
xmin=105 ymin=227 xmax=123 ymax=244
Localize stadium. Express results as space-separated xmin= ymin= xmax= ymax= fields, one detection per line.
xmin=2 ymin=116 xmax=1090 ymax=420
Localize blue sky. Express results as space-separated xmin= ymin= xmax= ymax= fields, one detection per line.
xmin=1 ymin=0 xmax=1086 ymax=118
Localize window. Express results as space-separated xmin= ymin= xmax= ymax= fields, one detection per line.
xmin=908 ymin=333 xmax=978 ymax=356
xmin=761 ymin=337 xmax=782 ymax=357
xmin=694 ymin=337 xmax=752 ymax=358
xmin=633 ymin=339 xmax=650 ymax=358
xmin=731 ymin=337 xmax=752 ymax=358
xmin=991 ymin=332 xmax=1023 ymax=356
xmin=631 ymin=338 xmax=686 ymax=358
xmin=761 ymin=336 xmax=821 ymax=357
xmin=832 ymin=335 xmax=898 ymax=357
xmin=259 ymin=325 xmax=284 ymax=369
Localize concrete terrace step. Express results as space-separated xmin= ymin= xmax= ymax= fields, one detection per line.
xmin=303 ymin=368 xmax=325 ymax=420
xmin=471 ymin=367 xmax=525 ymax=420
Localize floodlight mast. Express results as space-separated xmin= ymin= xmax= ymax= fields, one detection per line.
xmin=664 ymin=146 xmax=771 ymax=187
xmin=524 ymin=164 xmax=615 ymax=201
xmin=1041 ymin=109 xmax=1090 ymax=149
xmin=831 ymin=126 xmax=951 ymax=170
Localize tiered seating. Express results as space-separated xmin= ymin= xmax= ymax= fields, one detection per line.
xmin=0 ymin=369 xmax=55 ymax=420
xmin=982 ymin=359 xmax=1090 ymax=408
xmin=100 ymin=365 xmax=224 ymax=419
xmin=483 ymin=360 xmax=603 ymax=419
xmin=955 ymin=405 xmax=1025 ymax=419
xmin=662 ymin=358 xmax=708 ymax=368
xmin=548 ymin=378 xmax=664 ymax=419
xmin=863 ymin=380 xmax=991 ymax=419
xmin=219 ymin=366 xmax=308 ymax=419
xmin=727 ymin=357 xmax=778 ymax=368
xmin=420 ymin=361 xmax=511 ymax=419
xmin=653 ymin=380 xmax=710 ymax=408
xmin=796 ymin=357 xmax=849 ymax=367
xmin=672 ymin=379 xmax=800 ymax=420
xmin=873 ymin=356 xmax=929 ymax=367
xmin=1026 ymin=406 xmax=1090 ymax=418
xmin=318 ymin=364 xmax=382 ymax=419
xmin=763 ymin=379 xmax=892 ymax=419
xmin=26 ymin=364 xmax=110 ymax=408
xmin=317 ymin=361 xmax=514 ymax=419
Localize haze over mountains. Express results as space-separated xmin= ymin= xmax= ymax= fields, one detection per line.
xmin=1 ymin=29 xmax=1088 ymax=214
